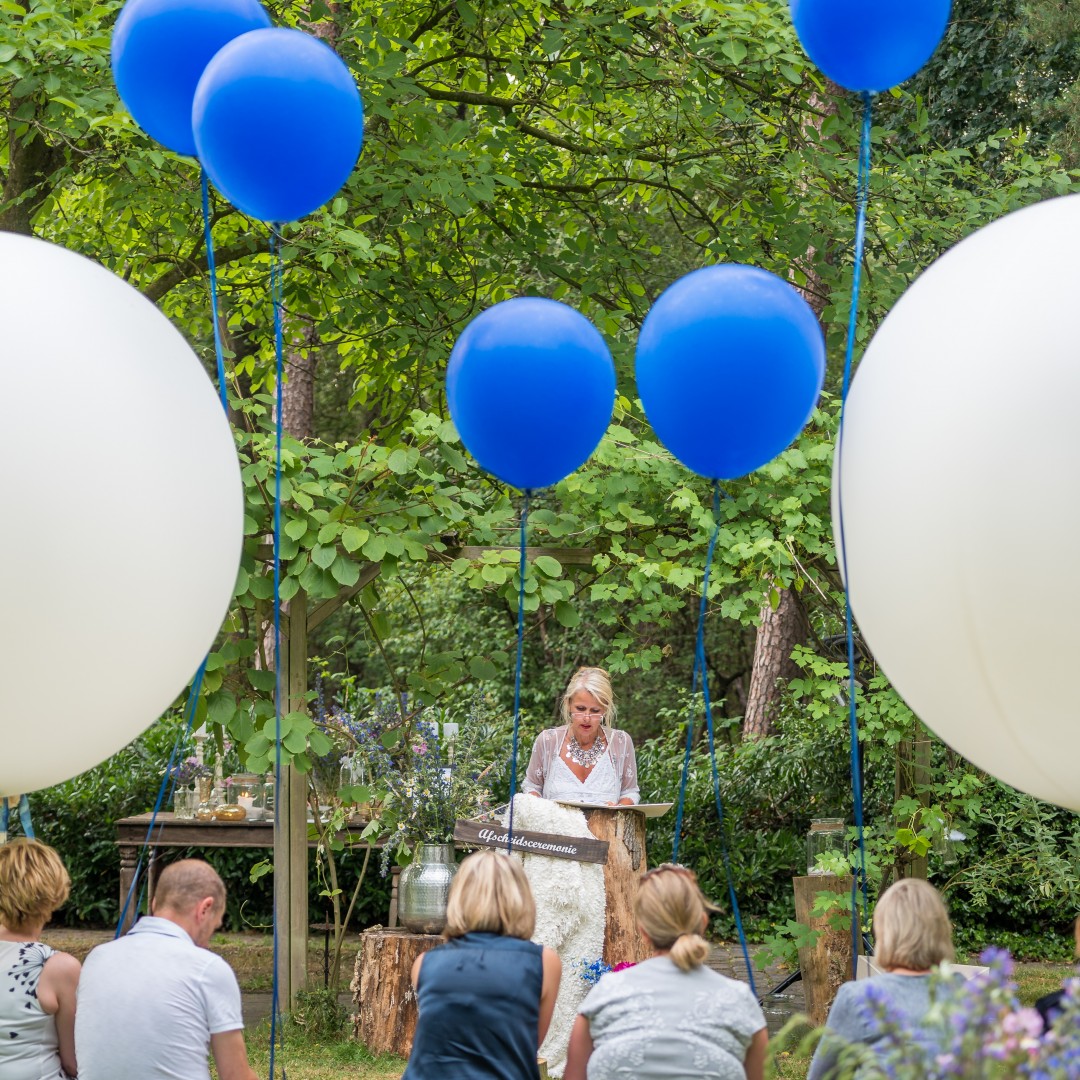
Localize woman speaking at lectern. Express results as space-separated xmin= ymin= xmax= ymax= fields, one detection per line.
xmin=522 ymin=667 xmax=639 ymax=806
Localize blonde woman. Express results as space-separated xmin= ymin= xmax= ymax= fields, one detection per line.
xmin=0 ymin=838 xmax=81 ymax=1080
xmin=807 ymin=878 xmax=957 ymax=1079
xmin=523 ymin=667 xmax=639 ymax=806
xmin=403 ymin=850 xmax=562 ymax=1080
xmin=564 ymin=864 xmax=767 ymax=1080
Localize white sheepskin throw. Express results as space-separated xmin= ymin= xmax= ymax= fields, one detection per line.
xmin=507 ymin=794 xmax=606 ymax=1077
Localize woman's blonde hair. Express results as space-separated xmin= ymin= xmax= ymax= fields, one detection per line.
xmin=444 ymin=850 xmax=536 ymax=941
xmin=873 ymin=878 xmax=954 ymax=971
xmin=0 ymin=838 xmax=71 ymax=932
xmin=560 ymin=666 xmax=617 ymax=727
xmin=635 ymin=864 xmax=717 ymax=971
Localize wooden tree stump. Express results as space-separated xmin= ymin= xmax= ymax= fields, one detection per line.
xmin=580 ymin=807 xmax=651 ymax=966
xmin=351 ymin=928 xmax=441 ymax=1057
xmin=793 ymin=875 xmax=858 ymax=1027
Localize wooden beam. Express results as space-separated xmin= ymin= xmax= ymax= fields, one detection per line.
xmin=306 ymin=563 xmax=381 ymax=632
xmin=444 ymin=545 xmax=595 ymax=565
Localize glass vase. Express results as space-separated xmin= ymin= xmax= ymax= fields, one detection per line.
xmin=195 ymin=776 xmax=216 ymax=822
xmin=806 ymin=818 xmax=847 ymax=875
xmin=173 ymin=785 xmax=196 ymax=820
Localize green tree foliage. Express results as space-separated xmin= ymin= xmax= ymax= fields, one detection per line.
xmin=6 ymin=0 xmax=1080 ymax=941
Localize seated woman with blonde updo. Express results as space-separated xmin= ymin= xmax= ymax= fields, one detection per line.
xmin=523 ymin=667 xmax=639 ymax=806
xmin=564 ymin=864 xmax=768 ymax=1080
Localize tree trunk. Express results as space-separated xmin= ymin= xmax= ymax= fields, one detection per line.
xmin=741 ymin=87 xmax=837 ymax=740
xmin=352 ymin=929 xmax=442 ymax=1056
xmin=2 ymin=124 xmax=63 ymax=235
xmin=793 ymin=874 xmax=857 ymax=1026
xmin=580 ymin=807 xmax=652 ymax=966
xmin=742 ymin=586 xmax=810 ymax=739
xmin=280 ymin=319 xmax=320 ymax=441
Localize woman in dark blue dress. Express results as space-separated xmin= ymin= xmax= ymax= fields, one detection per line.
xmin=403 ymin=850 xmax=562 ymax=1080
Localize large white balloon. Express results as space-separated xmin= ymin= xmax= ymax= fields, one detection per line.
xmin=0 ymin=234 xmax=242 ymax=795
xmin=836 ymin=192 xmax=1080 ymax=811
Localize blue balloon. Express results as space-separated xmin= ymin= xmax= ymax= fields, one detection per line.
xmin=790 ymin=0 xmax=951 ymax=92
xmin=192 ymin=28 xmax=363 ymax=222
xmin=447 ymin=298 xmax=616 ymax=491
xmin=636 ymin=265 xmax=825 ymax=480
xmin=111 ymin=0 xmax=271 ymax=156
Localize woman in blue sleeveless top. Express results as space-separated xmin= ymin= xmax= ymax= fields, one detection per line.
xmin=403 ymin=850 xmax=562 ymax=1080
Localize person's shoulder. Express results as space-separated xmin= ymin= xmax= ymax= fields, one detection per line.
xmin=201 ymin=948 xmax=241 ymax=982
xmin=43 ymin=949 xmax=81 ymax=979
xmin=608 ymin=728 xmax=635 ymax=748
xmin=829 ymin=978 xmax=869 ymax=1012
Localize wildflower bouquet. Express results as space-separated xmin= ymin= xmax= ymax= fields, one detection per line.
xmin=167 ymin=755 xmax=210 ymax=786
xmin=362 ymin=708 xmax=498 ymax=873
xmin=821 ymin=948 xmax=1080 ymax=1079
xmin=311 ymin=691 xmax=396 ymax=810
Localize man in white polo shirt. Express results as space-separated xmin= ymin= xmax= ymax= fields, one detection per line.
xmin=75 ymin=859 xmax=257 ymax=1080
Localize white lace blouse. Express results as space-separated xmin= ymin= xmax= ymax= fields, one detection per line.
xmin=522 ymin=727 xmax=640 ymax=804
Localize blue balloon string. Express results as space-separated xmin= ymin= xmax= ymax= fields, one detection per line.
xmin=671 ymin=701 xmax=694 ymax=864
xmin=836 ymin=91 xmax=874 ymax=976
xmin=115 ymin=657 xmax=208 ymax=938
xmin=672 ymin=486 xmax=756 ymax=993
xmin=0 ymin=796 xmax=32 ymax=839
xmin=699 ymin=484 xmax=757 ymax=995
xmin=269 ymin=225 xmax=286 ymax=1080
xmin=506 ymin=492 xmax=530 ymax=851
xmin=200 ymin=169 xmax=229 ymax=416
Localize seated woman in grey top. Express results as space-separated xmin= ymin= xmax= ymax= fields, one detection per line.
xmin=564 ymin=864 xmax=768 ymax=1080
xmin=808 ymin=878 xmax=958 ymax=1079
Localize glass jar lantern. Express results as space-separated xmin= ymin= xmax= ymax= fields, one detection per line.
xmin=807 ymin=818 xmax=848 ymax=875
xmin=230 ymin=773 xmax=265 ymax=821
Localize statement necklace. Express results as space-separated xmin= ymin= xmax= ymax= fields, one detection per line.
xmin=565 ymin=734 xmax=607 ymax=769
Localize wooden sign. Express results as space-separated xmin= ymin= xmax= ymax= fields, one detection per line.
xmin=454 ymin=820 xmax=609 ymax=864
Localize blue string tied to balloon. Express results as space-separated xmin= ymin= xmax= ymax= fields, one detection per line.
xmin=671 ymin=483 xmax=757 ymax=997
xmin=115 ymin=656 xmax=210 ymax=937
xmin=505 ymin=492 xmax=531 ymax=851
xmin=834 ymin=92 xmax=874 ymax=972
xmin=268 ymin=223 xmax=286 ymax=1080
xmin=445 ymin=294 xmax=615 ymax=847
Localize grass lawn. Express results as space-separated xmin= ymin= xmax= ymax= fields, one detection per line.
xmin=49 ymin=929 xmax=1076 ymax=1080
xmin=244 ymin=1024 xmax=406 ymax=1080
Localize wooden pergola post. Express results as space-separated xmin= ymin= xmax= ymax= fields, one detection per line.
xmin=895 ymin=730 xmax=932 ymax=880
xmin=268 ymin=546 xmax=595 ymax=1006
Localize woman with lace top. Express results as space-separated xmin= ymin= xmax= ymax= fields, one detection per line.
xmin=0 ymin=838 xmax=81 ymax=1080
xmin=523 ymin=667 xmax=640 ymax=806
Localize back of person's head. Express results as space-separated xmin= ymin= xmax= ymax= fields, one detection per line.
xmin=873 ymin=878 xmax=954 ymax=970
xmin=0 ymin=838 xmax=70 ymax=932
xmin=153 ymin=859 xmax=226 ymax=917
xmin=561 ymin=666 xmax=617 ymax=727
xmin=635 ymin=864 xmax=717 ymax=972
xmin=444 ymin=850 xmax=536 ymax=940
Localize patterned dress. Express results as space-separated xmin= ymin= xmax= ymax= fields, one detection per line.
xmin=0 ymin=940 xmax=67 ymax=1080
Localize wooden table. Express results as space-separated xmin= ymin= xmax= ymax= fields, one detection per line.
xmin=115 ymin=813 xmax=397 ymax=932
